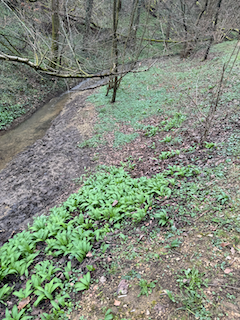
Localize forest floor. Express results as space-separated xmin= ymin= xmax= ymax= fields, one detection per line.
xmin=1 ymin=41 xmax=240 ymax=320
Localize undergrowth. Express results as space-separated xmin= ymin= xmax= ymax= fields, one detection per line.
xmin=0 ymin=159 xmax=237 ymax=319
xmin=0 ymin=164 xmax=202 ymax=319
xmin=78 ymin=41 xmax=240 ymax=149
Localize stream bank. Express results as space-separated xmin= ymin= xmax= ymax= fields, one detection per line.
xmin=0 ymin=88 xmax=98 ymax=246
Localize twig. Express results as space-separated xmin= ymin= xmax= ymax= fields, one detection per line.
xmin=208 ymin=283 xmax=240 ymax=292
xmin=132 ymin=59 xmax=158 ymax=73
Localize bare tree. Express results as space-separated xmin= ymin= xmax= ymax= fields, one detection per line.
xmin=203 ymin=0 xmax=223 ymax=60
xmin=0 ymin=0 xmax=239 ymax=95
xmin=50 ymin=0 xmax=60 ymax=68
xmin=109 ymin=0 xmax=121 ymax=103
xmin=84 ymin=0 xmax=94 ymax=43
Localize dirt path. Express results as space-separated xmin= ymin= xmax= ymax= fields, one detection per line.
xmin=0 ymin=89 xmax=97 ymax=246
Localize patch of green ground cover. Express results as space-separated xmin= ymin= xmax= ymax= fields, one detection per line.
xmin=166 ymin=267 xmax=211 ymax=319
xmin=93 ymin=168 xmax=239 ymax=319
xmin=80 ymin=66 xmax=186 ymax=148
xmin=79 ymin=42 xmax=240 ymax=149
xmin=1 ymin=160 xmax=237 ymax=319
xmin=221 ymin=133 xmax=240 ymax=158
xmin=0 ymin=164 xmax=204 ymax=319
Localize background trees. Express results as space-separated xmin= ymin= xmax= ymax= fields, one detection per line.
xmin=0 ymin=0 xmax=239 ymax=102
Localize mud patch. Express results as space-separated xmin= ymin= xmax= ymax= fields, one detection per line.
xmin=0 ymin=90 xmax=96 ymax=246
xmin=67 ymin=101 xmax=97 ymax=139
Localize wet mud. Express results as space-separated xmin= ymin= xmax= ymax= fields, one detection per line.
xmin=0 ymin=89 xmax=97 ymax=246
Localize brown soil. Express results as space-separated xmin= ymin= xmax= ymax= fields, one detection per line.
xmin=0 ymin=89 xmax=97 ymax=246
xmin=70 ymin=219 xmax=240 ymax=320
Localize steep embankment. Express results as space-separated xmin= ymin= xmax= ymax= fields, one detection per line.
xmin=0 ymin=42 xmax=240 ymax=320
xmin=0 ymin=90 xmax=96 ymax=246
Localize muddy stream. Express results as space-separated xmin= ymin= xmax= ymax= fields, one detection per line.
xmin=0 ymin=78 xmax=107 ymax=246
xmin=0 ymin=94 xmax=71 ymax=171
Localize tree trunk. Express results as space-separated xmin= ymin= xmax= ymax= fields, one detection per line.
xmin=164 ymin=10 xmax=171 ymax=48
xmin=84 ymin=0 xmax=94 ymax=43
xmin=203 ymin=0 xmax=223 ymax=60
xmin=131 ymin=0 xmax=142 ymax=50
xmin=196 ymin=0 xmax=209 ymax=26
xmin=180 ymin=0 xmax=189 ymax=58
xmin=50 ymin=0 xmax=60 ymax=69
xmin=110 ymin=0 xmax=121 ymax=103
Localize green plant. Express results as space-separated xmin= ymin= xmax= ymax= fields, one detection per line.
xmin=216 ymin=191 xmax=230 ymax=205
xmin=101 ymin=243 xmax=110 ymax=254
xmin=40 ymin=313 xmax=60 ymax=320
xmin=33 ymin=278 xmax=63 ymax=307
xmin=177 ymin=268 xmax=208 ymax=290
xmin=160 ymin=135 xmax=172 ymax=143
xmin=138 ymin=279 xmax=156 ymax=297
xmin=86 ymin=265 xmax=95 ymax=272
xmin=63 ymin=261 xmax=72 ymax=281
xmin=165 ymin=238 xmax=182 ymax=249
xmin=161 ymin=113 xmax=186 ymax=132
xmin=30 ymin=274 xmax=44 ymax=289
xmin=13 ymin=281 xmax=32 ymax=300
xmin=99 ymin=309 xmax=113 ymax=320
xmin=122 ymin=270 xmax=141 ymax=280
xmin=132 ymin=208 xmax=147 ymax=223
xmin=159 ymin=150 xmax=180 ymax=160
xmin=166 ymin=268 xmax=210 ymax=319
xmin=167 ymin=165 xmax=200 ymax=177
xmin=50 ymin=293 xmax=70 ymax=310
xmin=166 ymin=289 xmax=176 ymax=302
xmin=154 ymin=210 xmax=169 ymax=226
xmin=0 ymin=284 xmax=13 ymax=306
xmin=75 ymin=272 xmax=91 ymax=291
xmin=144 ymin=125 xmax=159 ymax=137
xmin=34 ymin=261 xmax=60 ymax=281
xmin=3 ymin=305 xmax=32 ymax=320
xmin=204 ymin=142 xmax=216 ymax=149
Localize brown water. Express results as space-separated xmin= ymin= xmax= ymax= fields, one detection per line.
xmin=0 ymin=92 xmax=73 ymax=171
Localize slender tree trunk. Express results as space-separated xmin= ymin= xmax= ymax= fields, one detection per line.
xmin=111 ymin=0 xmax=121 ymax=103
xmin=180 ymin=0 xmax=189 ymax=58
xmin=50 ymin=0 xmax=60 ymax=69
xmin=196 ymin=0 xmax=208 ymax=26
xmin=203 ymin=0 xmax=223 ymax=60
xmin=84 ymin=0 xmax=94 ymax=43
xmin=164 ymin=11 xmax=171 ymax=48
xmin=131 ymin=0 xmax=142 ymax=50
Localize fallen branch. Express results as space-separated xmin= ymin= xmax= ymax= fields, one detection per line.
xmin=208 ymin=284 xmax=240 ymax=292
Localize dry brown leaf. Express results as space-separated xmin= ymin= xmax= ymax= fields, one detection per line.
xmin=209 ymin=226 xmax=217 ymax=231
xmin=114 ymin=300 xmax=121 ymax=306
xmin=117 ymin=279 xmax=129 ymax=295
xmin=224 ymin=268 xmax=233 ymax=274
xmin=112 ymin=200 xmax=118 ymax=207
xmin=139 ymin=234 xmax=145 ymax=241
xmin=153 ymin=303 xmax=166 ymax=314
xmin=231 ymin=247 xmax=235 ymax=255
xmin=221 ymin=242 xmax=230 ymax=248
xmin=86 ymin=251 xmax=92 ymax=257
xmin=18 ymin=297 xmax=30 ymax=311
